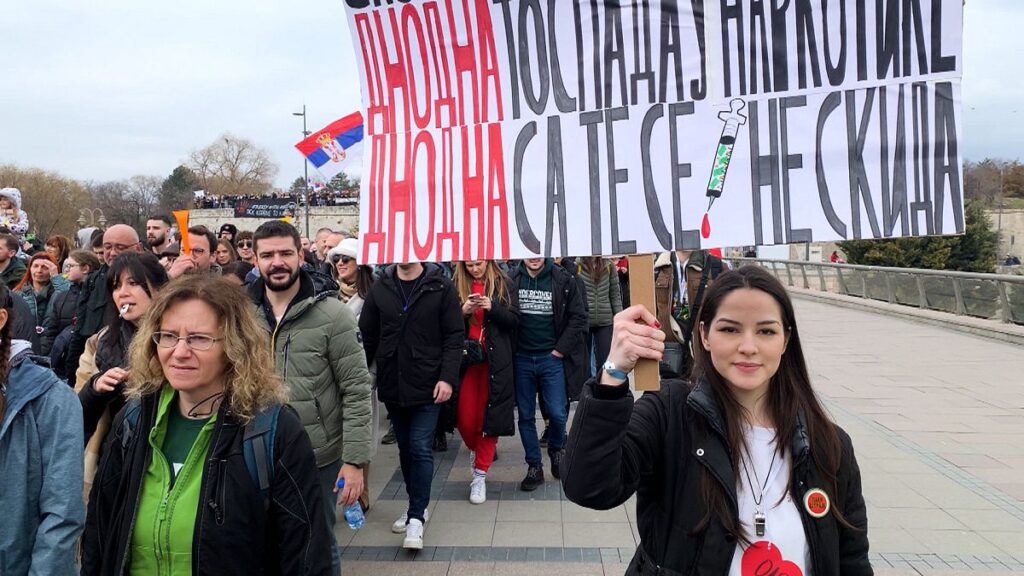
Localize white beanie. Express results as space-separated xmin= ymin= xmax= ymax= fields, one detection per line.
xmin=327 ymin=238 xmax=359 ymax=264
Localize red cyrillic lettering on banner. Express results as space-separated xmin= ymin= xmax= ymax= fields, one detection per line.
xmin=423 ymin=3 xmax=458 ymax=129
xmin=436 ymin=128 xmax=460 ymax=260
xmin=362 ymin=134 xmax=389 ymax=263
xmin=461 ymin=124 xmax=486 ymax=261
xmin=376 ymin=9 xmax=411 ymax=134
xmin=386 ymin=134 xmax=413 ymax=264
xmin=474 ymin=0 xmax=504 ymax=123
xmin=409 ymin=131 xmax=437 ymax=261
xmin=355 ymin=14 xmax=388 ymax=134
xmin=401 ymin=5 xmax=434 ymax=131
xmin=485 ymin=122 xmax=510 ymax=260
xmin=445 ymin=0 xmax=480 ymax=126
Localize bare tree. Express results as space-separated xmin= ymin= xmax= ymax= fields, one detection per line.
xmin=87 ymin=175 xmax=161 ymax=231
xmin=187 ymin=133 xmax=279 ymax=197
xmin=0 ymin=164 xmax=93 ymax=238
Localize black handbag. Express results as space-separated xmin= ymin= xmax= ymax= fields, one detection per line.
xmin=460 ymin=328 xmax=486 ymax=373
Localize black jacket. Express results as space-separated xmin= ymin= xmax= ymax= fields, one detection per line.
xmin=45 ymin=281 xmax=81 ymax=378
xmin=81 ymin=395 xmax=332 ymax=576
xmin=77 ymin=322 xmax=135 ymax=442
xmin=463 ymin=276 xmax=519 ymax=437
xmin=563 ymin=380 xmax=872 ymax=576
xmin=508 ymin=262 xmax=589 ymax=400
xmin=66 ymin=265 xmax=114 ymax=382
xmin=360 ymin=264 xmax=464 ymax=408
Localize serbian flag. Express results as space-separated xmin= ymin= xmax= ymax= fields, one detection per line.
xmin=295 ymin=112 xmax=363 ymax=180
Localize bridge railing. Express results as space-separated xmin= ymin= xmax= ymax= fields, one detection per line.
xmin=727 ymin=258 xmax=1024 ymax=325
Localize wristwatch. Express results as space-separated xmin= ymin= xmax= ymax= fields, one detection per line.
xmin=601 ymin=360 xmax=629 ymax=382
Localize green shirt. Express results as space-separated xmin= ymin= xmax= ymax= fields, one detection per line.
xmin=129 ymin=386 xmax=217 ymax=575
xmin=163 ymin=407 xmax=210 ymax=487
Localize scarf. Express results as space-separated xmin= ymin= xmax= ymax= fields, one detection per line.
xmin=338 ymin=280 xmax=358 ymax=303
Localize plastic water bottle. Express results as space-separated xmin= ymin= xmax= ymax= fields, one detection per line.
xmin=336 ymin=479 xmax=365 ymax=530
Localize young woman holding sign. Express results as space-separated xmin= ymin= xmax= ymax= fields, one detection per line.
xmin=562 ymin=266 xmax=871 ymax=576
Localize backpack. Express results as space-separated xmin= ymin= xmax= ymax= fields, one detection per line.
xmin=120 ymin=399 xmax=282 ymax=511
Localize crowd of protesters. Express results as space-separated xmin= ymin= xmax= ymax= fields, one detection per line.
xmin=195 ymin=189 xmax=358 ymax=210
xmin=0 ymin=183 xmax=871 ymax=575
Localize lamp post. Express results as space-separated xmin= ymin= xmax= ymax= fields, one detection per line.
xmin=293 ymin=105 xmax=312 ymax=237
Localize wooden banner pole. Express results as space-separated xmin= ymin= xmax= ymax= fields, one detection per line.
xmin=627 ymin=254 xmax=660 ymax=392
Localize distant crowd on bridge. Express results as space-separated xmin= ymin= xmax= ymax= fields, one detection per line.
xmin=194 ymin=189 xmax=358 ymax=210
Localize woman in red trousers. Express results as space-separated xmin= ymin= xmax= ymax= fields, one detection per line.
xmin=453 ymin=261 xmax=518 ymax=504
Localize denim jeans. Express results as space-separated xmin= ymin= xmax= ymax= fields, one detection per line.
xmin=514 ymin=352 xmax=568 ymax=467
xmin=318 ymin=459 xmax=342 ymax=575
xmin=386 ymin=402 xmax=442 ymax=523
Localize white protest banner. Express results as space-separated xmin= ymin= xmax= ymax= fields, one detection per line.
xmin=342 ymin=0 xmax=964 ymax=265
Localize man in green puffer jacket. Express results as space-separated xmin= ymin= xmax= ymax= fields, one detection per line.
xmin=248 ymin=221 xmax=372 ymax=576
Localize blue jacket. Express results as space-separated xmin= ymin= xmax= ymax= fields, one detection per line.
xmin=0 ymin=341 xmax=85 ymax=576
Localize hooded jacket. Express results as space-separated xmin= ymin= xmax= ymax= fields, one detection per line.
xmin=359 ymin=264 xmax=464 ymax=408
xmin=563 ymin=379 xmax=872 ymax=576
xmin=19 ymin=274 xmax=69 ymax=356
xmin=0 ymin=341 xmax=85 ymax=576
xmin=81 ymin=393 xmax=332 ymax=576
xmin=508 ymin=261 xmax=590 ymax=400
xmin=248 ymin=269 xmax=373 ymax=467
xmin=0 ymin=188 xmax=29 ymax=240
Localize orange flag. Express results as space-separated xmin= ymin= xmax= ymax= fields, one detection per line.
xmin=173 ymin=210 xmax=190 ymax=255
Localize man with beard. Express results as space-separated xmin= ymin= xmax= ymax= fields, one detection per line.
xmin=167 ymin=225 xmax=218 ymax=278
xmin=144 ymin=214 xmax=173 ymax=255
xmin=247 ymin=220 xmax=371 ymax=576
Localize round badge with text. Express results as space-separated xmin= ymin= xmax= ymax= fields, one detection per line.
xmin=803 ymin=488 xmax=830 ymax=518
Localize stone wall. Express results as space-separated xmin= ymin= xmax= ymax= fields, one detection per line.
xmin=188 ymin=206 xmax=359 ymax=237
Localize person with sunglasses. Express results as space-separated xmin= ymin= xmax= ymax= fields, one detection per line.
xmin=81 ymin=275 xmax=332 ymax=575
xmin=234 ymin=230 xmax=255 ymax=263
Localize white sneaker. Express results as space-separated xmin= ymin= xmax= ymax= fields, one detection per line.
xmin=391 ymin=508 xmax=429 ymax=533
xmin=469 ymin=475 xmax=487 ymax=505
xmin=403 ymin=519 xmax=424 ymax=550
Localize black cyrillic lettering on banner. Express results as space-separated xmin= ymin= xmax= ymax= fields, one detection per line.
xmin=590 ymin=0 xmax=604 ymax=109
xmin=604 ymin=3 xmax=630 ymax=108
xmin=640 ymin=104 xmax=673 ymax=250
xmin=846 ymin=89 xmax=882 ymax=239
xmin=748 ymin=100 xmax=783 ymax=244
xmin=689 ymin=0 xmax=708 ymax=100
xmin=572 ymin=1 xmax=587 ymax=111
xmin=662 ymin=2 xmax=687 ymax=101
xmin=910 ymin=82 xmax=933 ymax=235
xmin=581 ymin=111 xmax=604 ymax=254
xmin=546 ymin=0 xmax=577 ymax=113
xmin=519 ymin=0 xmax=550 ymax=115
xmin=630 ymin=0 xmax=656 ymax=106
xmin=495 ymin=0 xmax=521 ymax=119
xmin=770 ymin=0 xmax=790 ymax=91
xmin=817 ymin=93 xmax=848 ymax=238
xmin=748 ymin=0 xmax=772 ymax=95
xmin=876 ymin=0 xmax=900 ymax=79
xmin=795 ymin=0 xmax=822 ymax=90
xmin=930 ymin=0 xmax=957 ymax=73
xmin=822 ymin=0 xmax=848 ymax=86
xmin=879 ymin=85 xmax=910 ymax=237
xmin=902 ymin=0 xmax=929 ymax=77
xmin=605 ymin=107 xmax=636 ymax=255
xmin=545 ymin=116 xmax=568 ymax=257
xmin=513 ymin=122 xmax=542 ymax=253
xmin=932 ymin=82 xmax=964 ymax=233
xmin=720 ymin=0 xmax=745 ymax=97
xmin=669 ymin=103 xmax=700 ymax=250
xmin=780 ymin=96 xmax=812 ymax=243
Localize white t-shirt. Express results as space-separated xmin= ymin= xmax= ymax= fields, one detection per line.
xmin=728 ymin=426 xmax=810 ymax=576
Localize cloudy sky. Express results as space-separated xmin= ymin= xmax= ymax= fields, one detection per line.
xmin=0 ymin=0 xmax=1019 ymax=190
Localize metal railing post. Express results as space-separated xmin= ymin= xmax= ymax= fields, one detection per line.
xmin=917 ymin=275 xmax=927 ymax=309
xmin=837 ymin=267 xmax=848 ymax=295
xmin=785 ymin=263 xmax=795 ymax=286
xmin=861 ymin=274 xmax=868 ymax=300
xmin=800 ymin=264 xmax=810 ymax=289
xmin=817 ymin=265 xmax=826 ymax=291
xmin=884 ymin=272 xmax=895 ymax=304
xmin=952 ymin=277 xmax=966 ymax=316
xmin=997 ymin=280 xmax=1012 ymax=324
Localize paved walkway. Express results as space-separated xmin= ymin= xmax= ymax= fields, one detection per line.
xmin=340 ymin=297 xmax=1024 ymax=575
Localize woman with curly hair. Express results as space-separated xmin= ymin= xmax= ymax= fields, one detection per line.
xmin=81 ymin=274 xmax=332 ymax=575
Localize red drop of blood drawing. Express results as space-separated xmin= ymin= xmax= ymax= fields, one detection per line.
xmin=701 ymin=213 xmax=711 ymax=238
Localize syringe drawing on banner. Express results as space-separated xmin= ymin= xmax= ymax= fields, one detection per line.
xmin=702 ymin=99 xmax=748 ymax=239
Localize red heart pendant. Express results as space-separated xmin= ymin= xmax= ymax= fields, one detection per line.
xmin=741 ymin=541 xmax=803 ymax=576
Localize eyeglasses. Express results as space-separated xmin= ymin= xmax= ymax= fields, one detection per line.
xmin=189 ymin=247 xmax=207 ymax=257
xmin=236 ymin=241 xmax=253 ymax=248
xmin=152 ymin=331 xmax=222 ymax=351
xmin=331 ymin=255 xmax=354 ymax=265
xmin=103 ymin=241 xmax=142 ymax=252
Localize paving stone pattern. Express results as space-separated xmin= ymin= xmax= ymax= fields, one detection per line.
xmin=342 ymin=297 xmax=1024 ymax=575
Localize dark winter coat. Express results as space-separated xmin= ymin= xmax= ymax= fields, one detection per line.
xmin=359 ymin=264 xmax=464 ymax=408
xmin=44 ymin=281 xmax=81 ymax=378
xmin=80 ymin=394 xmax=332 ymax=576
xmin=563 ymin=379 xmax=872 ymax=576
xmin=77 ymin=322 xmax=135 ymax=442
xmin=66 ymin=265 xmax=114 ymax=384
xmin=509 ymin=262 xmax=589 ymax=400
xmin=464 ymin=276 xmax=519 ymax=437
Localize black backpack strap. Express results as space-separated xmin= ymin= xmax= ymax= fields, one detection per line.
xmin=120 ymin=398 xmax=144 ymax=451
xmin=242 ymin=405 xmax=282 ymax=511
